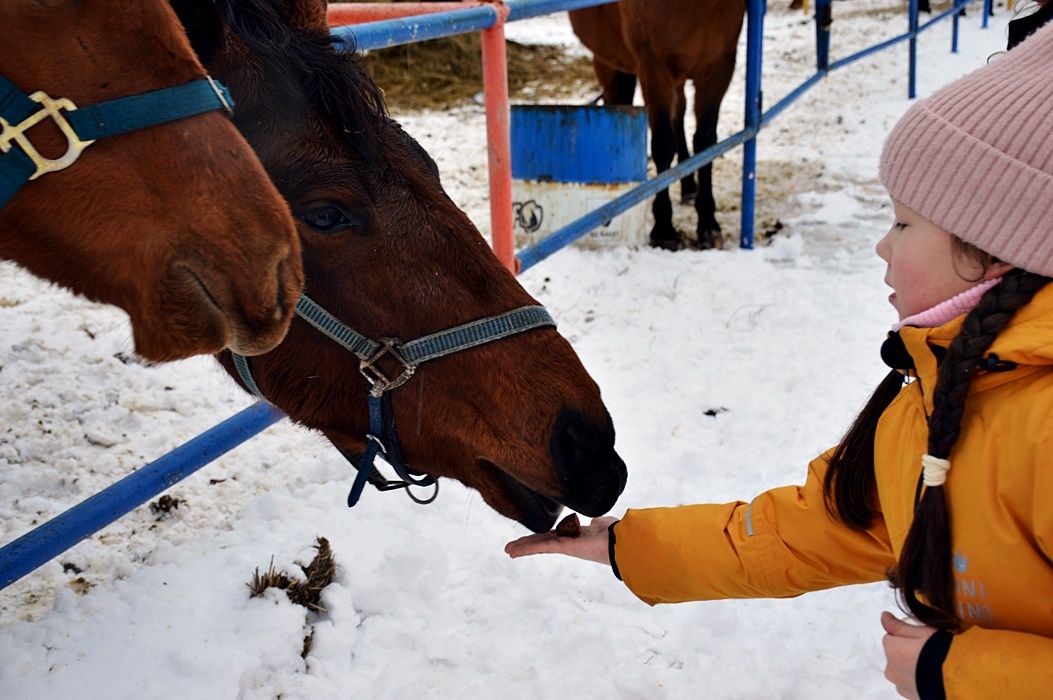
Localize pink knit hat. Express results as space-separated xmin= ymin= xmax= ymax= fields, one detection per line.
xmin=879 ymin=21 xmax=1053 ymax=276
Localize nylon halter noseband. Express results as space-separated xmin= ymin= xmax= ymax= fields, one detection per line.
xmin=232 ymin=294 xmax=556 ymax=507
xmin=0 ymin=74 xmax=235 ymax=209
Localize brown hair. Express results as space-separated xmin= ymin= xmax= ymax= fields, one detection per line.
xmin=823 ymin=267 xmax=1050 ymax=628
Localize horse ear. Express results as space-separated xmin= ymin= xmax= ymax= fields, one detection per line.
xmin=169 ymin=0 xmax=227 ymax=66
xmin=283 ymin=0 xmax=330 ymax=31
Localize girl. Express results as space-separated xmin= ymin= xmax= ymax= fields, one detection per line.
xmin=506 ymin=21 xmax=1053 ymax=700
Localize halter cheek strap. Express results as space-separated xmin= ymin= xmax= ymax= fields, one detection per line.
xmin=0 ymin=75 xmax=235 ymax=209
xmin=233 ymin=294 xmax=556 ymax=507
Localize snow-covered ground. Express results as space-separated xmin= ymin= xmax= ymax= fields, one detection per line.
xmin=0 ymin=4 xmax=1014 ymax=698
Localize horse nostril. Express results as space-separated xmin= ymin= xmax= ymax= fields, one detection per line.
xmin=551 ymin=409 xmax=627 ymax=516
xmin=271 ymin=250 xmax=304 ymax=325
xmin=274 ymin=259 xmax=288 ymax=322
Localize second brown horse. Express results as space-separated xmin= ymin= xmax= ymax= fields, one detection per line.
xmin=172 ymin=0 xmax=627 ymax=532
xmin=570 ymin=1 xmax=746 ymax=250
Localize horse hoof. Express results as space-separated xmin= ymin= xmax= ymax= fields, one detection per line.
xmin=649 ymin=237 xmax=681 ymax=252
xmin=695 ymin=230 xmax=724 ymax=250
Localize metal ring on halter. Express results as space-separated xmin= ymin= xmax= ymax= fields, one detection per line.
xmin=366 ymin=433 xmax=387 ymax=454
xmin=359 ymin=338 xmax=416 ymax=397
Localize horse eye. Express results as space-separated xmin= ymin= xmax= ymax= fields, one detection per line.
xmin=296 ymin=204 xmax=364 ymax=235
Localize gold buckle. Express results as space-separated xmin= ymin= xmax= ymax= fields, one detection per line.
xmin=0 ymin=92 xmax=95 ymax=180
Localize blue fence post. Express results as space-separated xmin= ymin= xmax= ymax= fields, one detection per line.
xmin=982 ymin=0 xmax=991 ymax=29
xmin=816 ymin=0 xmax=832 ymax=73
xmin=740 ymin=0 xmax=766 ymax=249
xmin=952 ymin=0 xmax=961 ymax=53
xmin=908 ymin=0 xmax=919 ymax=98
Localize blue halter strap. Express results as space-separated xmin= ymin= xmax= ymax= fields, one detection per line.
xmin=232 ymin=294 xmax=556 ymax=507
xmin=0 ymin=75 xmax=235 ymax=209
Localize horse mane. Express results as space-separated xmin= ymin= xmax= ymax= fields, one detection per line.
xmin=214 ymin=0 xmax=388 ymax=153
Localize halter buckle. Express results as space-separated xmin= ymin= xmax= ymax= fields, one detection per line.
xmin=205 ymin=76 xmax=234 ymax=115
xmin=0 ymin=92 xmax=95 ymax=180
xmin=359 ymin=338 xmax=416 ymax=397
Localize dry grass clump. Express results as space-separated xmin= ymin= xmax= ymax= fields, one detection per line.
xmin=149 ymin=494 xmax=186 ymax=520
xmin=247 ymin=537 xmax=336 ymax=613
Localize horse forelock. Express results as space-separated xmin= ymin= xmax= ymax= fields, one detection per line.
xmin=216 ymin=0 xmax=387 ymax=153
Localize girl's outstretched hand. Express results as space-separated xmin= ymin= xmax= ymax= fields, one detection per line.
xmin=504 ymin=515 xmax=618 ymax=565
xmin=881 ymin=611 xmax=936 ymax=699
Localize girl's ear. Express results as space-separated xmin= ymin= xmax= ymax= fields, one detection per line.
xmin=985 ymin=261 xmax=1015 ymax=280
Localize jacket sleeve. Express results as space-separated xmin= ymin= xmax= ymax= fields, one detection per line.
xmin=942 ymin=627 xmax=1053 ymax=699
xmin=612 ymin=449 xmax=896 ymax=604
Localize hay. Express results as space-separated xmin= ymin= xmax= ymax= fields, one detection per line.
xmin=334 ymin=0 xmax=595 ymax=109
xmin=359 ymin=30 xmax=595 ymax=111
xmin=246 ymin=537 xmax=336 ymax=613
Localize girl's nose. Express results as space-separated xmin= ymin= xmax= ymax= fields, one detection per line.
xmin=875 ymin=232 xmax=891 ymax=262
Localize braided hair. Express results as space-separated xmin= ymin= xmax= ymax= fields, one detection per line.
xmin=824 ymin=268 xmax=1051 ymax=629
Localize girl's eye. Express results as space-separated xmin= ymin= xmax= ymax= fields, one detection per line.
xmin=893 ymin=222 xmax=908 ymax=230
xmin=296 ymin=203 xmax=365 ymax=234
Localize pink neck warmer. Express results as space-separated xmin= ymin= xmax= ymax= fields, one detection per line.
xmin=891 ymin=277 xmax=1002 ymax=331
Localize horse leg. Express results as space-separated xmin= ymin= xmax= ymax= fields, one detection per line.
xmin=639 ymin=75 xmax=679 ymax=250
xmin=594 ymin=58 xmax=637 ymax=105
xmin=674 ymin=83 xmax=696 ymax=204
xmin=692 ymin=101 xmax=721 ymax=249
xmin=692 ymin=56 xmax=737 ymax=251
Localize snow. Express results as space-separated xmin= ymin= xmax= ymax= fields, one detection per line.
xmin=0 ymin=4 xmax=1014 ymax=698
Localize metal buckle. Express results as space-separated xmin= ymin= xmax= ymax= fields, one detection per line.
xmin=359 ymin=338 xmax=415 ymax=397
xmin=205 ymin=76 xmax=233 ymax=116
xmin=0 ymin=92 xmax=95 ymax=180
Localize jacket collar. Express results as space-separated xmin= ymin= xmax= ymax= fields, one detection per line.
xmin=887 ymin=283 xmax=1053 ymax=414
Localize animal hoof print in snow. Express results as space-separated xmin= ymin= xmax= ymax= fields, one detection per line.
xmin=556 ymin=513 xmax=582 ymax=538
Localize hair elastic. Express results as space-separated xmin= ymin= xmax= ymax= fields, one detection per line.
xmin=922 ymin=454 xmax=951 ymax=487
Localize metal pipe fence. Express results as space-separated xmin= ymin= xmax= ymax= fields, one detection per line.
xmin=0 ymin=0 xmax=989 ymax=590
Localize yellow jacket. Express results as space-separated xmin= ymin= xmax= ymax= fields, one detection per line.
xmin=613 ymin=285 xmax=1053 ymax=699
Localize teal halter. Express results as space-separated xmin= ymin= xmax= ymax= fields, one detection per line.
xmin=0 ymin=75 xmax=236 ymax=209
xmin=232 ymin=294 xmax=556 ymax=507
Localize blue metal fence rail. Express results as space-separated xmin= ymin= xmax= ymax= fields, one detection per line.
xmin=0 ymin=403 xmax=285 ymax=588
xmin=0 ymin=0 xmax=988 ymax=590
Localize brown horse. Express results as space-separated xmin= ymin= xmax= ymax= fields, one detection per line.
xmin=570 ymin=1 xmax=746 ymax=250
xmin=171 ymin=0 xmax=627 ymax=532
xmin=789 ymin=1 xmax=933 ymax=11
xmin=0 ymin=0 xmax=303 ymax=362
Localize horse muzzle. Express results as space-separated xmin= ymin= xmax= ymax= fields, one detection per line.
xmin=550 ymin=408 xmax=627 ymax=517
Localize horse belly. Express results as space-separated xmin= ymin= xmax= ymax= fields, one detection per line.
xmin=568 ymin=5 xmax=635 ymax=74
xmin=619 ymin=0 xmax=744 ymax=77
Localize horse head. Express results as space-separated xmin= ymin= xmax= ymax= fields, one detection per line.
xmin=172 ymin=0 xmax=627 ymax=532
xmin=0 ymin=0 xmax=303 ymax=361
